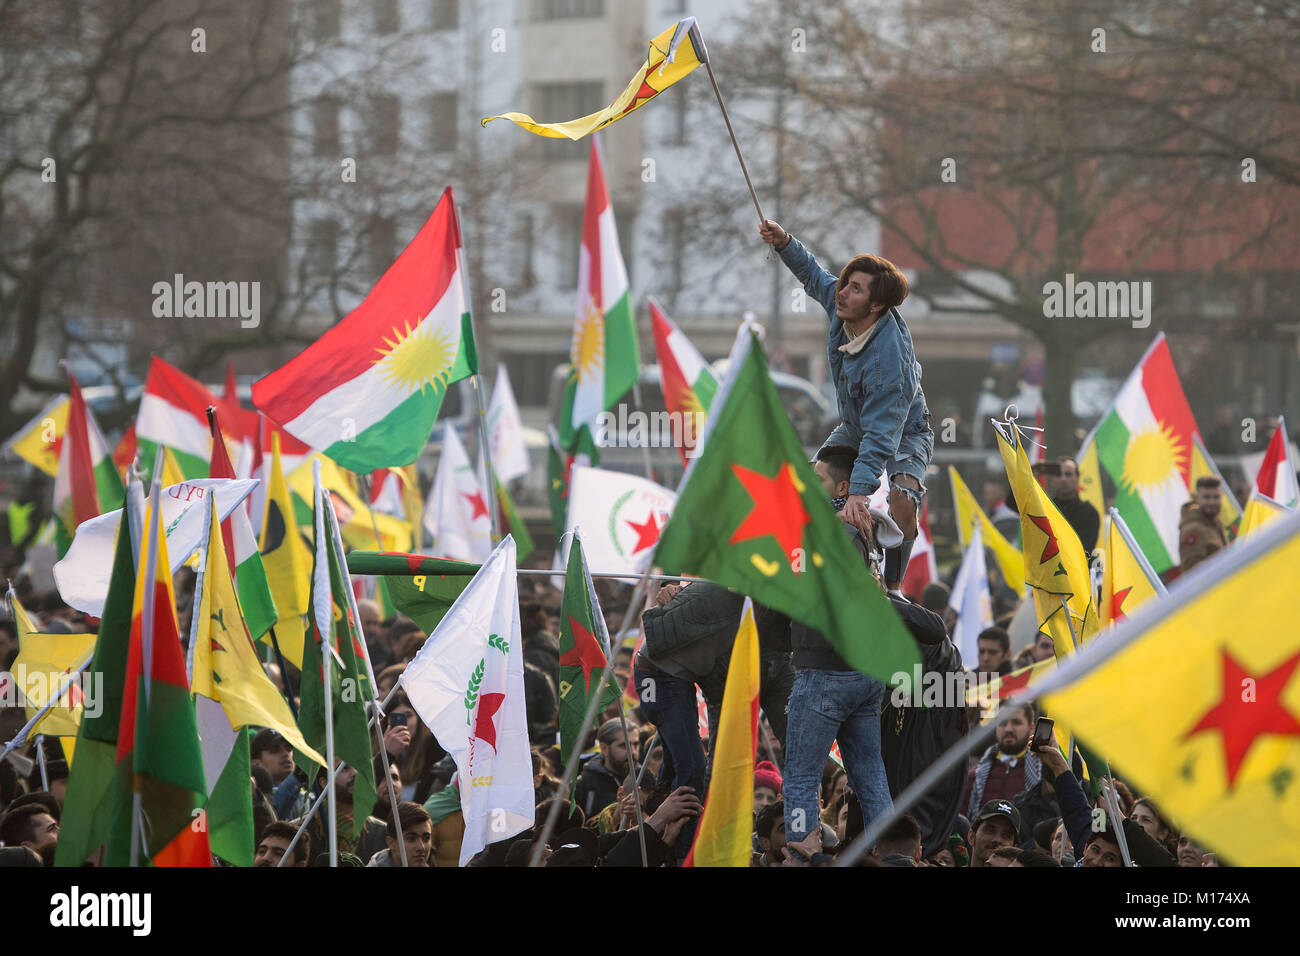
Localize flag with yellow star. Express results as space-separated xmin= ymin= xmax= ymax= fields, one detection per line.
xmin=481 ymin=17 xmax=707 ymax=141
xmin=1039 ymin=506 xmax=1300 ymax=866
xmin=253 ymin=187 xmax=477 ymax=472
xmin=653 ymin=326 xmax=919 ymax=683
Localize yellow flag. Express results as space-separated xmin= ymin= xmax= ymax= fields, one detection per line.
xmin=10 ymin=593 xmax=96 ymax=738
xmin=5 ymin=395 xmax=69 ymax=477
xmin=1076 ymin=433 xmax=1106 ymax=519
xmin=482 ymin=18 xmax=706 ymax=140
xmin=949 ymin=466 xmax=1026 ymax=593
xmin=1041 ymin=508 xmax=1300 ymax=866
xmin=259 ymin=433 xmax=312 ymax=667
xmin=994 ymin=422 xmax=1097 ymax=655
xmin=1100 ymin=509 xmax=1165 ymax=629
xmin=194 ymin=495 xmax=325 ymax=766
xmin=686 ymin=598 xmax=760 ymax=867
xmin=1189 ymin=433 xmax=1241 ymax=532
xmin=1238 ymin=491 xmax=1288 ymax=541
xmin=288 ymin=454 xmax=412 ymax=553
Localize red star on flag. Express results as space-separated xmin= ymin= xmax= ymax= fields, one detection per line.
xmin=463 ymin=490 xmax=489 ymax=521
xmin=1027 ymin=514 xmax=1060 ymax=563
xmin=617 ymin=63 xmax=661 ymax=117
xmin=997 ymin=667 xmax=1034 ymax=699
xmin=626 ymin=510 xmax=664 ymax=553
xmin=1185 ymin=649 xmax=1300 ymax=788
xmin=1110 ymin=585 xmax=1133 ymax=623
xmin=729 ymin=463 xmax=810 ymax=568
xmin=473 ymin=692 xmax=506 ymax=753
xmin=560 ymin=615 xmax=607 ymax=694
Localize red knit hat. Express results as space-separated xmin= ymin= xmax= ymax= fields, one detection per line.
xmin=754 ymin=760 xmax=782 ymax=795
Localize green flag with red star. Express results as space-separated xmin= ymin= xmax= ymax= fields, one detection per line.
xmin=653 ymin=326 xmax=920 ymax=683
xmin=558 ymin=532 xmax=620 ymax=780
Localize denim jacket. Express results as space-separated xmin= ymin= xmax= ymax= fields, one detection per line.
xmin=779 ymin=236 xmax=932 ymax=496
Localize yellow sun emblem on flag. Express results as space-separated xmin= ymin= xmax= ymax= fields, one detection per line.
xmin=571 ymin=300 xmax=605 ymax=385
xmin=1120 ymin=423 xmax=1187 ymax=493
xmin=374 ymin=318 xmax=457 ymax=396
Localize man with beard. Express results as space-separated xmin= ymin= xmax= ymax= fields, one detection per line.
xmin=1050 ymin=457 xmax=1100 ymax=554
xmin=294 ymin=763 xmax=387 ymax=865
xmin=968 ymin=800 xmax=1021 ymax=868
xmin=962 ymin=703 xmax=1040 ymax=817
xmin=575 ymin=718 xmax=638 ymax=819
xmin=1179 ymin=476 xmax=1228 ymax=575
xmin=0 ymin=802 xmax=59 ymax=865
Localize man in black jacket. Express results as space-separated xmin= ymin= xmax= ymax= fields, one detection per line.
xmin=575 ymin=718 xmax=638 ymax=819
xmin=1051 ymin=457 xmax=1100 ymax=555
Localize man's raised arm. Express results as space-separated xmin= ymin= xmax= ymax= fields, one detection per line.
xmin=759 ymin=218 xmax=837 ymax=316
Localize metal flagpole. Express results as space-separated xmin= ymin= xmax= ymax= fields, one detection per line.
xmin=35 ymin=736 xmax=48 ymax=790
xmin=311 ymin=462 xmax=339 ymax=868
xmin=700 ymin=56 xmax=765 ymax=223
xmin=471 ymin=375 xmax=502 ymax=544
xmin=629 ymin=381 xmax=657 ymax=483
xmin=0 ymin=651 xmax=94 ymax=761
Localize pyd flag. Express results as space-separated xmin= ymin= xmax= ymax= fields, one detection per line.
xmin=1093 ymin=333 xmax=1201 ymax=573
xmin=423 ymin=425 xmax=492 ymax=563
xmin=1075 ymin=431 xmax=1106 ymax=519
xmin=902 ymin=500 xmax=937 ymax=598
xmin=650 ymin=298 xmax=718 ymax=464
xmin=481 ymin=18 xmax=707 ymax=140
xmin=685 ymin=597 xmax=759 ymax=867
xmin=547 ymin=425 xmax=598 ymax=548
xmin=253 ymin=188 xmax=477 ymax=472
xmin=10 ymin=591 xmax=95 ymax=741
xmin=557 ymin=533 xmax=619 ymax=781
xmin=1252 ymin=417 xmax=1299 ymax=508
xmin=5 ymin=393 xmax=68 ymax=476
xmin=994 ymin=419 xmax=1097 ymax=656
xmin=297 ymin=468 xmax=377 ymax=838
xmin=53 ymin=373 xmax=124 ymax=556
xmin=1238 ymin=491 xmax=1289 ymax=541
xmin=192 ymin=495 xmax=325 ymax=865
xmin=54 ymin=497 xmax=138 ymax=867
xmin=55 ymin=478 xmax=258 ymax=619
xmin=1101 ymin=508 xmax=1166 ymax=629
xmin=558 ymin=141 xmax=639 ymax=449
xmin=487 ymin=363 xmax=530 ymax=483
xmin=949 ymin=466 xmax=1025 ymax=594
xmin=260 ymin=432 xmax=312 ymax=667
xmin=561 ymin=465 xmax=676 ymax=576
xmin=105 ymin=491 xmax=211 ymax=867
xmin=1038 ymin=507 xmax=1300 ymax=866
xmin=137 ymin=356 xmax=223 ymax=480
xmin=1189 ymin=432 xmax=1242 ymax=534
xmin=653 ymin=325 xmax=920 ymax=683
xmin=400 ymin=537 xmax=533 ymax=865
xmin=949 ymin=522 xmax=993 ymax=668
xmin=289 ymin=454 xmax=412 ymax=553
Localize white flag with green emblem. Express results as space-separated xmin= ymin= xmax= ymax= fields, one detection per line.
xmin=559 ymin=464 xmax=676 ymax=576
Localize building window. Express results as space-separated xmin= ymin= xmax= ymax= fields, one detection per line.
xmin=308 ymin=219 xmax=339 ymax=277
xmin=532 ymin=82 xmax=603 ymax=160
xmin=312 ymin=96 xmax=340 ymax=155
xmin=428 ymin=92 xmax=458 ymax=154
xmin=375 ymin=0 xmax=400 ymax=34
xmin=370 ymin=95 xmax=401 ymax=156
xmin=310 ymin=0 xmax=341 ymax=42
xmin=430 ymin=0 xmax=459 ymax=30
xmin=368 ymin=216 xmax=397 ymax=277
xmin=533 ymin=0 xmax=605 ymax=20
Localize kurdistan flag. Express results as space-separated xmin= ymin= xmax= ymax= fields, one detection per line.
xmin=561 ymin=465 xmax=675 ymax=576
xmin=400 ymin=537 xmax=533 ymax=865
xmin=1038 ymin=507 xmax=1300 ymax=866
xmin=994 ymin=419 xmax=1097 ymax=657
xmin=650 ymin=297 xmax=718 ymax=463
xmin=948 ymin=466 xmax=1025 ymax=594
xmin=482 ymin=17 xmax=706 ymax=140
xmin=558 ymin=141 xmax=639 ymax=450
xmin=557 ymin=533 xmax=619 ymax=782
xmin=685 ymin=598 xmax=760 ymax=866
xmin=253 ymin=187 xmax=477 ymax=472
xmin=1101 ymin=508 xmax=1166 ymax=629
xmin=1252 ymin=416 xmax=1299 ymax=507
xmin=653 ymin=325 xmax=919 ymax=683
xmin=53 ymin=373 xmax=124 ymax=557
xmin=5 ymin=393 xmax=68 ymax=477
xmin=1093 ymin=334 xmax=1201 ymax=573
xmin=136 ymin=356 xmax=223 ymax=480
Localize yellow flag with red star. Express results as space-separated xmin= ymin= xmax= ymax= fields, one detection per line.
xmin=1039 ymin=507 xmax=1300 ymax=866
xmin=1100 ymin=508 xmax=1166 ymax=629
xmin=5 ymin=394 xmax=69 ymax=477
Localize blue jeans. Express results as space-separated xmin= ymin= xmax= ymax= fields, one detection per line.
xmin=783 ymin=668 xmax=893 ymax=842
xmin=634 ymin=659 xmax=706 ymax=861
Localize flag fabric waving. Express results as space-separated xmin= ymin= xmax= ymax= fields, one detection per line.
xmin=949 ymin=466 xmax=1025 ymax=594
xmin=487 ymin=363 xmax=530 ymax=483
xmin=1252 ymin=416 xmax=1299 ymax=508
xmin=547 ymin=425 xmax=598 ymax=549
xmin=253 ymin=188 xmax=477 ymax=472
xmin=1189 ymin=432 xmax=1242 ymax=535
xmin=259 ymin=432 xmax=313 ymax=668
xmin=5 ymin=393 xmax=68 ymax=477
xmin=136 ymin=357 xmax=224 ymax=481
xmin=400 ymin=537 xmax=533 ymax=865
xmin=650 ymin=297 xmax=718 ymax=463
xmin=557 ymin=533 xmax=619 ymax=784
xmin=481 ymin=18 xmax=707 ymax=140
xmin=653 ymin=325 xmax=919 ymax=683
xmin=1100 ymin=508 xmax=1166 ymax=629
xmin=9 ymin=591 xmax=95 ymax=748
xmin=423 ymin=425 xmax=492 ymax=562
xmin=561 ymin=465 xmax=676 ymax=576
xmin=53 ymin=373 xmax=124 ymax=556
xmin=685 ymin=597 xmax=759 ymax=867
xmin=902 ymin=500 xmax=937 ymax=598
xmin=558 ymin=142 xmax=639 ymax=450
xmin=949 ymin=522 xmax=993 ymax=668
xmin=288 ymin=454 xmax=412 ymax=553
xmin=1037 ymin=506 xmax=1300 ymax=866
xmin=1237 ymin=491 xmax=1289 ymax=541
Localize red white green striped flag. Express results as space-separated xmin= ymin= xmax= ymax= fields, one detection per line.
xmin=1093 ymin=334 xmax=1201 ymax=572
xmin=649 ymin=297 xmax=717 ymax=463
xmin=558 ymin=141 xmax=639 ymax=450
xmin=137 ymin=357 xmax=220 ymax=481
xmin=1252 ymin=416 xmax=1299 ymax=507
xmin=53 ymin=373 xmax=124 ymax=556
xmin=253 ymin=187 xmax=477 ymax=472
